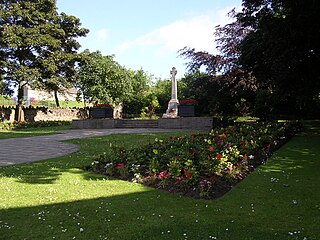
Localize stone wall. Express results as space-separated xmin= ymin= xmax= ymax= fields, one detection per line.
xmin=72 ymin=117 xmax=213 ymax=130
xmin=0 ymin=107 xmax=15 ymax=122
xmin=0 ymin=107 xmax=89 ymax=122
xmin=158 ymin=117 xmax=213 ymax=130
xmin=24 ymin=108 xmax=89 ymax=122
xmin=72 ymin=119 xmax=116 ymax=129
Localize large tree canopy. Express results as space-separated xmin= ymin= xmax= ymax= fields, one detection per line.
xmin=179 ymin=10 xmax=256 ymax=115
xmin=0 ymin=0 xmax=88 ymax=119
xmin=76 ymin=50 xmax=133 ymax=105
xmin=180 ymin=0 xmax=320 ymax=117
xmin=238 ymin=0 xmax=320 ymax=115
xmin=34 ymin=12 xmax=89 ymax=107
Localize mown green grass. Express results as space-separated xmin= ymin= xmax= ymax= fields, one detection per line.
xmin=0 ymin=125 xmax=71 ymax=139
xmin=0 ymin=125 xmax=319 ymax=240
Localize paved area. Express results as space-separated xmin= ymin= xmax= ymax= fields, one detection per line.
xmin=0 ymin=128 xmax=183 ymax=166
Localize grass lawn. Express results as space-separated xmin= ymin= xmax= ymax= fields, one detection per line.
xmin=0 ymin=125 xmax=72 ymax=139
xmin=0 ymin=124 xmax=319 ymax=240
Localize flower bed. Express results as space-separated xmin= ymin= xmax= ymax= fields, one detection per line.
xmin=88 ymin=121 xmax=301 ymax=199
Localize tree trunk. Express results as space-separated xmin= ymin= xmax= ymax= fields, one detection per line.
xmin=82 ymin=92 xmax=86 ymax=107
xmin=54 ymin=90 xmax=60 ymax=107
xmin=15 ymin=85 xmax=24 ymax=122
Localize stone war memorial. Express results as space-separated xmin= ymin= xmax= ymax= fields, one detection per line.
xmin=162 ymin=67 xmax=179 ymax=118
xmin=72 ymin=67 xmax=213 ymax=130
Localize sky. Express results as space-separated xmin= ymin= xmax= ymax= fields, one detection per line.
xmin=56 ymin=0 xmax=242 ymax=79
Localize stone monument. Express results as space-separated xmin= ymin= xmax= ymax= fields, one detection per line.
xmin=162 ymin=67 xmax=179 ymax=118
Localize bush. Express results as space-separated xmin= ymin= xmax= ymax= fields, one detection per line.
xmin=0 ymin=120 xmax=71 ymax=130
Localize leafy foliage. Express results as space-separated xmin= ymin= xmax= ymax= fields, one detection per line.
xmin=238 ymin=0 xmax=320 ymax=116
xmin=0 ymin=0 xmax=88 ymax=119
xmin=76 ymin=50 xmax=133 ymax=105
xmin=179 ymin=10 xmax=256 ymax=116
xmin=122 ymin=69 xmax=154 ymax=116
xmin=33 ymin=13 xmax=89 ymax=107
xmin=0 ymin=120 xmax=71 ymax=130
xmin=180 ymin=1 xmax=320 ymax=117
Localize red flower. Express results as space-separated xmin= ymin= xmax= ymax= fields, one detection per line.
xmin=95 ymin=103 xmax=113 ymax=108
xmin=179 ymin=99 xmax=198 ymax=106
xmin=220 ymin=134 xmax=227 ymax=139
xmin=216 ymin=153 xmax=222 ymax=160
xmin=208 ymin=145 xmax=214 ymax=151
xmin=179 ymin=176 xmax=185 ymax=184
xmin=183 ymin=168 xmax=192 ymax=179
xmin=115 ymin=163 xmax=126 ymax=169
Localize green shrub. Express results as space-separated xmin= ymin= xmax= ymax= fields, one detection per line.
xmin=0 ymin=120 xmax=71 ymax=130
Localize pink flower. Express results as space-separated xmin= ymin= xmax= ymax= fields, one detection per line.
xmin=158 ymin=170 xmax=170 ymax=179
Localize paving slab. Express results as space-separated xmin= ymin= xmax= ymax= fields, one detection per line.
xmin=0 ymin=128 xmax=185 ymax=166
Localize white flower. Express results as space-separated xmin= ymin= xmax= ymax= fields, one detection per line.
xmin=249 ymin=155 xmax=254 ymax=160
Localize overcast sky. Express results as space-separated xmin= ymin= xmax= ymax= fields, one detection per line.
xmin=57 ymin=0 xmax=242 ymax=79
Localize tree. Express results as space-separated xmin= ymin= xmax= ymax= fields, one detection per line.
xmin=76 ymin=50 xmax=133 ymax=105
xmin=152 ymin=79 xmax=171 ymax=114
xmin=180 ymin=1 xmax=320 ymax=117
xmin=33 ymin=13 xmax=89 ymax=107
xmin=238 ymin=0 xmax=320 ymax=116
xmin=122 ymin=69 xmax=152 ymax=115
xmin=0 ymin=79 xmax=13 ymax=96
xmin=0 ymin=0 xmax=88 ymax=120
xmin=179 ymin=10 xmax=256 ymax=115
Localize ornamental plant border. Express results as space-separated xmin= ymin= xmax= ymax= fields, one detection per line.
xmin=86 ymin=121 xmax=301 ymax=200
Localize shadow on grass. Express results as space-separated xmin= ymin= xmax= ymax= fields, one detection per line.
xmin=1 ymin=188 xmax=317 ymax=240
xmin=0 ymin=157 xmax=107 ymax=184
xmin=300 ymin=120 xmax=320 ymax=136
xmin=0 ymin=125 xmax=71 ymax=139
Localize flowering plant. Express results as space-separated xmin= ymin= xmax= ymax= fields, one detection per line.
xmin=179 ymin=99 xmax=198 ymax=106
xmin=94 ymin=103 xmax=113 ymax=108
xmin=88 ymin=121 xmax=301 ymax=199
